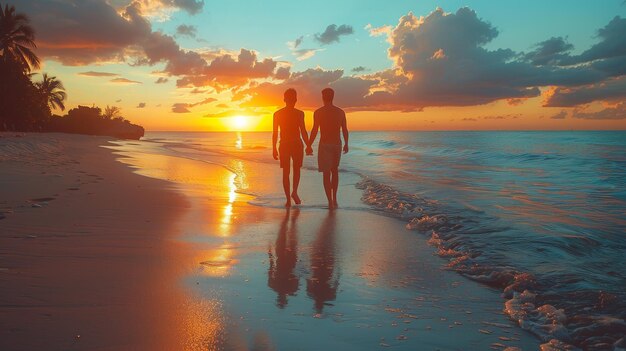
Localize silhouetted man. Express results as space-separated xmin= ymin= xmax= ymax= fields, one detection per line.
xmin=273 ymin=88 xmax=309 ymax=207
xmin=306 ymin=88 xmax=349 ymax=209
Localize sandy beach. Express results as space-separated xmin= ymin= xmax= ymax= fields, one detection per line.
xmin=0 ymin=132 xmax=542 ymax=350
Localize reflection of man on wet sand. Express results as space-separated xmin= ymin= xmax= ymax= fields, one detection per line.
xmin=306 ymin=211 xmax=338 ymax=313
xmin=268 ymin=209 xmax=300 ymax=308
xmin=307 ymin=88 xmax=349 ymax=209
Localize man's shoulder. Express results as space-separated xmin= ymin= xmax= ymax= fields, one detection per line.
xmin=274 ymin=107 xmax=285 ymax=116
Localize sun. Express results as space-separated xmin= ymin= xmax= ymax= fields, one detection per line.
xmin=230 ymin=115 xmax=249 ymax=130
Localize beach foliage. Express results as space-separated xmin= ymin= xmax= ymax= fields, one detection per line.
xmin=0 ymin=3 xmax=143 ymax=139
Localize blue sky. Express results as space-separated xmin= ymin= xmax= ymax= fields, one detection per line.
xmin=8 ymin=0 xmax=626 ymax=130
xmin=155 ymin=0 xmax=626 ymax=73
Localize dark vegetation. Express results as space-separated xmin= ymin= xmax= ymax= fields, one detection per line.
xmin=0 ymin=4 xmax=144 ymax=139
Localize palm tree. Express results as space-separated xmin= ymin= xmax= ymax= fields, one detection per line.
xmin=36 ymin=73 xmax=67 ymax=111
xmin=0 ymin=4 xmax=40 ymax=71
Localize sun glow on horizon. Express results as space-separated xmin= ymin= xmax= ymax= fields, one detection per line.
xmin=229 ymin=116 xmax=250 ymax=131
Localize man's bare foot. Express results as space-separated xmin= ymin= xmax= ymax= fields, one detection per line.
xmin=285 ymin=199 xmax=292 ymax=208
xmin=291 ymin=193 xmax=301 ymax=205
xmin=333 ymin=200 xmax=339 ymax=208
xmin=327 ymin=201 xmax=335 ymax=210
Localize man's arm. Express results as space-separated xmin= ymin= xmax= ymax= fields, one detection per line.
xmin=307 ymin=111 xmax=319 ymax=154
xmin=299 ymin=111 xmax=309 ymax=146
xmin=341 ymin=110 xmax=349 ymax=154
xmin=272 ymin=112 xmax=279 ymax=160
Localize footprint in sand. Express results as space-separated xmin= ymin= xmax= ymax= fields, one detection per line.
xmin=29 ymin=197 xmax=56 ymax=208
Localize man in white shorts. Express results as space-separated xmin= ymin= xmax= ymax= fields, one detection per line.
xmin=306 ymin=88 xmax=349 ymax=209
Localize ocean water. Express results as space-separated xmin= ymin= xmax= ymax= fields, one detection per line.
xmin=132 ymin=131 xmax=626 ymax=349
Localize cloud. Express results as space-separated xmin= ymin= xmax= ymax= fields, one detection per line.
xmin=351 ymin=66 xmax=368 ymax=73
xmin=231 ymin=8 xmax=626 ymax=113
xmin=315 ymin=24 xmax=354 ymax=44
xmin=137 ymin=102 xmax=146 ymax=108
xmin=78 ymin=71 xmax=119 ymax=77
xmin=155 ymin=77 xmax=169 ymax=84
xmin=169 ymin=0 xmax=204 ymax=14
xmin=174 ymin=49 xmax=284 ymax=89
xmin=365 ymin=24 xmax=393 ymax=37
xmin=170 ymin=97 xmax=216 ymax=114
xmin=236 ymin=67 xmax=379 ymax=110
xmin=287 ymin=36 xmax=304 ymax=49
xmin=216 ymin=103 xmax=229 ymax=108
xmin=4 ymin=0 xmax=152 ymax=65
xmin=550 ymin=110 xmax=568 ymax=119
xmin=292 ymin=48 xmax=322 ymax=61
xmin=572 ymin=103 xmax=626 ymax=120
xmin=176 ymin=24 xmax=197 ymax=37
xmin=544 ymin=76 xmax=626 ymax=106
xmin=524 ymin=37 xmax=574 ymax=66
xmin=190 ymin=97 xmax=217 ymax=106
xmin=171 ymin=103 xmax=190 ymax=113
xmin=111 ymin=77 xmax=142 ymax=84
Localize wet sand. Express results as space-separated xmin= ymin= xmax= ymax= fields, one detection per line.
xmin=1 ymin=133 xmax=541 ymax=350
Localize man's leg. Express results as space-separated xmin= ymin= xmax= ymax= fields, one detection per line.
xmin=291 ymin=166 xmax=301 ymax=204
xmin=323 ymin=170 xmax=333 ymax=209
xmin=331 ymin=167 xmax=339 ymax=208
xmin=282 ymin=160 xmax=291 ymax=207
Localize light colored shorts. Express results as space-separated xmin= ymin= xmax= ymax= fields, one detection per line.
xmin=318 ymin=143 xmax=342 ymax=172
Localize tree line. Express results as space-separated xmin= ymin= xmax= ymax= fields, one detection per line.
xmin=0 ymin=4 xmax=144 ymax=139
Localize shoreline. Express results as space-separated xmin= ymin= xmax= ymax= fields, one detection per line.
xmin=2 ymin=132 xmax=542 ymax=350
xmin=111 ymin=133 xmax=542 ymax=350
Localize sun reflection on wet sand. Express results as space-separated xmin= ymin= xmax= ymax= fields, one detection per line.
xmin=199 ymin=244 xmax=238 ymax=277
xmin=235 ymin=132 xmax=243 ymax=150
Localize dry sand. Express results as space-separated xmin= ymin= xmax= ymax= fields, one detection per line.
xmin=1 ymin=132 xmax=542 ymax=350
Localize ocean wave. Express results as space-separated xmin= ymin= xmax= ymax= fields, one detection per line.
xmin=356 ymin=177 xmax=626 ymax=350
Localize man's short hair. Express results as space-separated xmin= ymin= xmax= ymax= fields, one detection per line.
xmin=284 ymin=88 xmax=297 ymax=100
xmin=321 ymin=88 xmax=334 ymax=101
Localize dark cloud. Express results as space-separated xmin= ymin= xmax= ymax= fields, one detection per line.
xmin=176 ymin=24 xmax=197 ymax=37
xmin=572 ymin=103 xmax=626 ymax=119
xmin=560 ymin=16 xmax=626 ymax=67
xmin=78 ymin=71 xmax=119 ymax=77
xmin=137 ymin=102 xmax=146 ymax=108
xmin=111 ymin=78 xmax=142 ymax=84
xmin=170 ymin=0 xmax=204 ymax=14
xmin=544 ymin=77 xmax=626 ymax=107
xmin=351 ymin=66 xmax=368 ymax=73
xmin=170 ymin=97 xmax=216 ymax=114
xmin=289 ymin=36 xmax=303 ymax=49
xmin=155 ymin=77 xmax=169 ymax=84
xmin=4 ymin=0 xmax=151 ymax=65
xmin=315 ymin=24 xmax=354 ymax=44
xmin=550 ymin=110 xmax=568 ymax=119
xmin=524 ymin=37 xmax=574 ymax=66
xmin=171 ymin=103 xmax=190 ymax=113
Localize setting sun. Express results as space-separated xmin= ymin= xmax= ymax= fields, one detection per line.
xmin=229 ymin=116 xmax=249 ymax=131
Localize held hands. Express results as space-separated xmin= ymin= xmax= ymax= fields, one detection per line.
xmin=273 ymin=148 xmax=279 ymax=160
xmin=305 ymin=145 xmax=313 ymax=156
xmin=343 ymin=144 xmax=349 ymax=154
